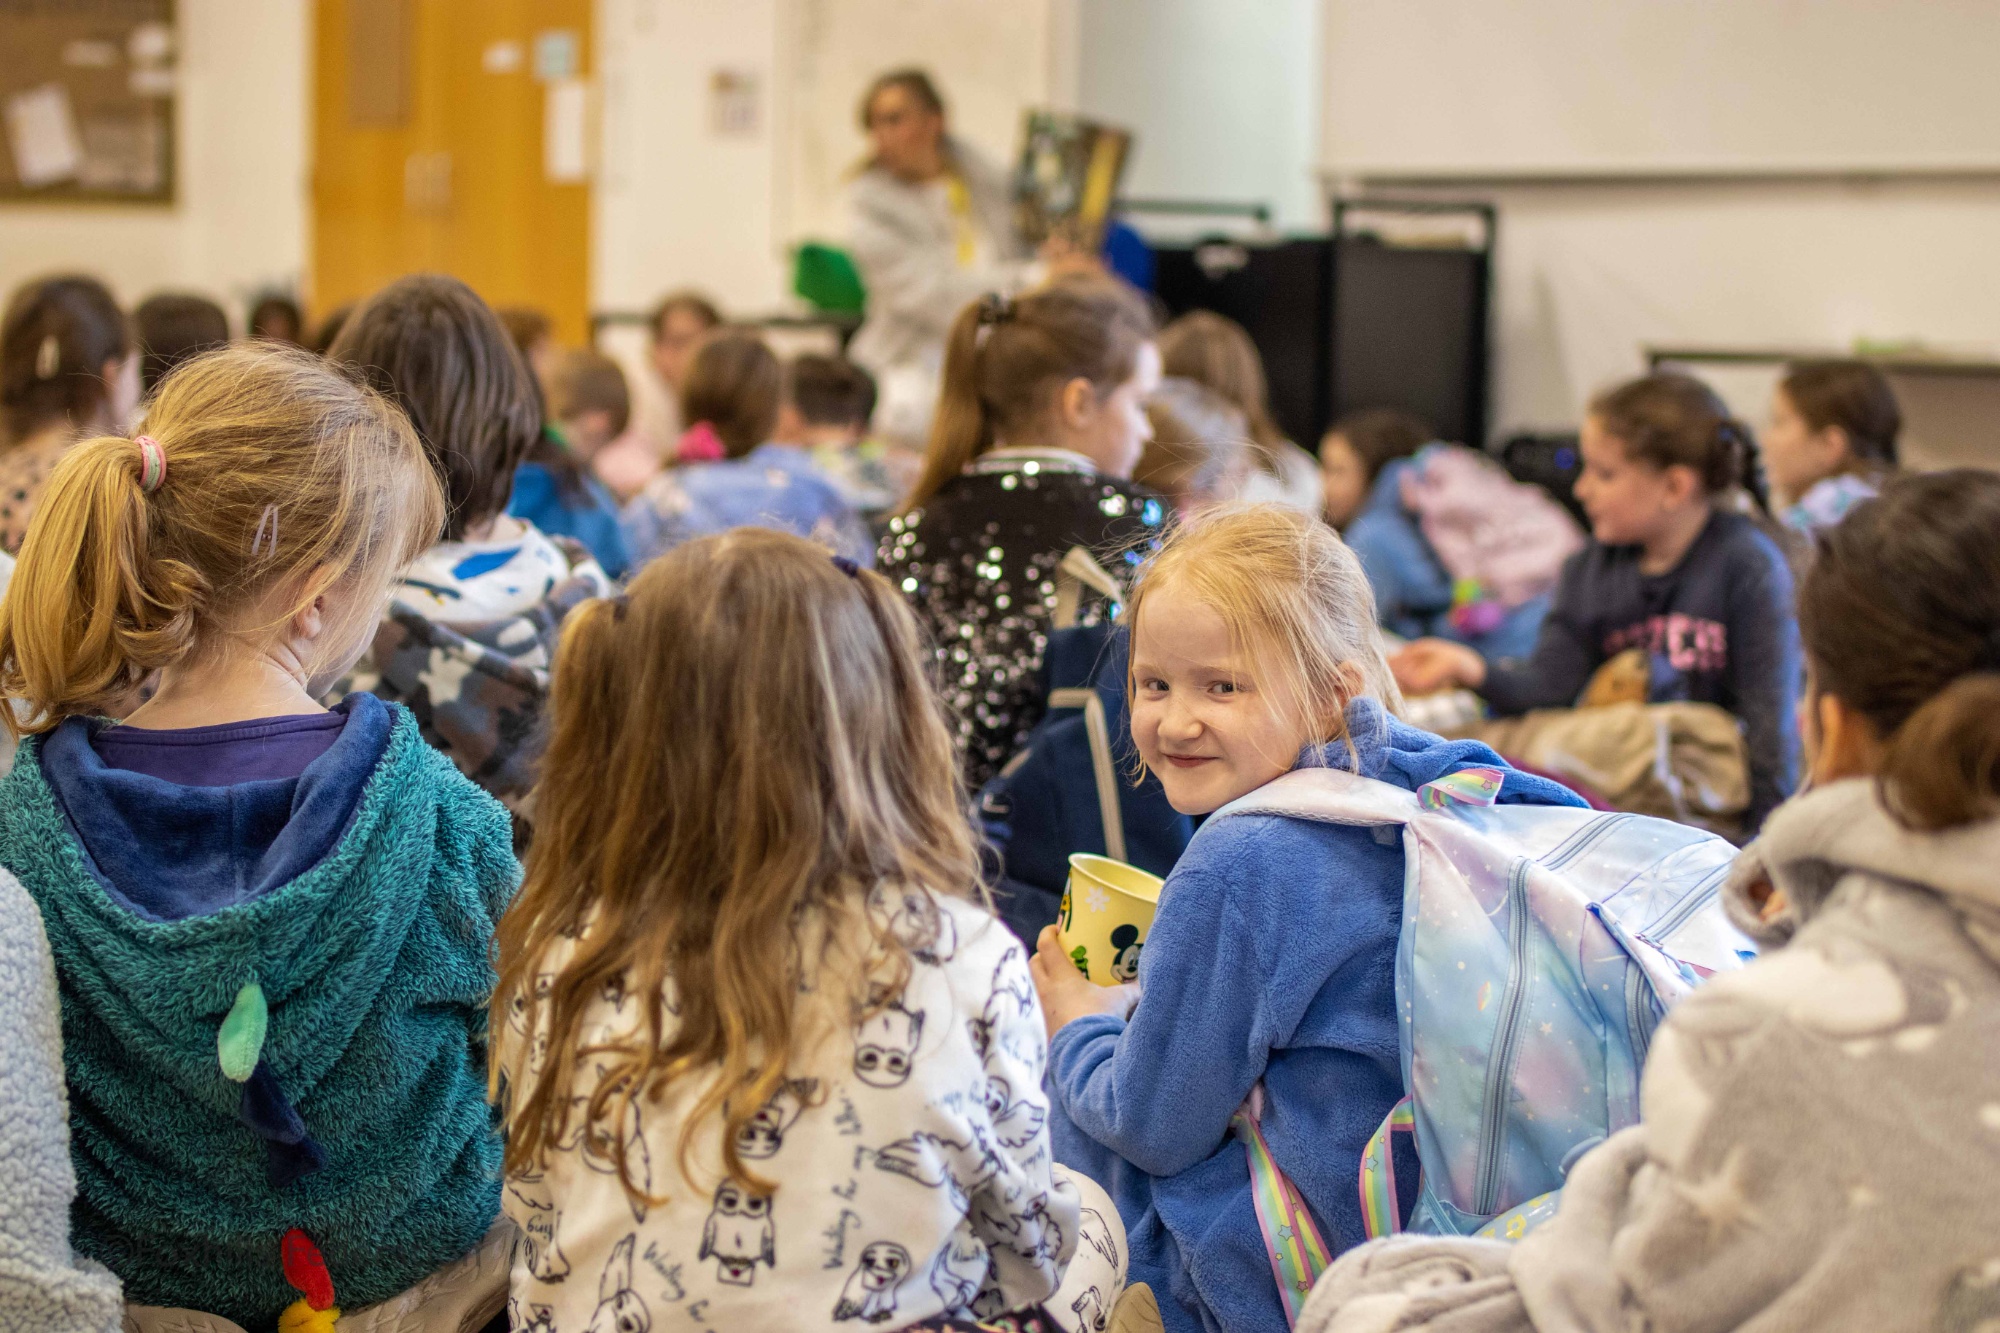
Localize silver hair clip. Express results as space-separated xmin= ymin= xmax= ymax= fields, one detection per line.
xmin=35 ymin=334 xmax=59 ymax=380
xmin=250 ymin=503 xmax=280 ymax=559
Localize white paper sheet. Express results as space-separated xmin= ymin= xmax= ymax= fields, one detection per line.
xmin=544 ymin=77 xmax=588 ymax=182
xmin=6 ymin=83 xmax=84 ymax=188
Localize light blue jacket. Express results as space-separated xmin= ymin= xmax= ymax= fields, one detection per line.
xmin=620 ymin=443 xmax=875 ymax=570
xmin=1047 ymin=701 xmax=1584 ymax=1333
xmin=1344 ymin=458 xmax=1547 ymax=660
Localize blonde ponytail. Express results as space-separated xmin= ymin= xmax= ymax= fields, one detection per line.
xmin=0 ymin=342 xmax=443 ymax=738
xmin=0 ymin=435 xmax=207 ymax=729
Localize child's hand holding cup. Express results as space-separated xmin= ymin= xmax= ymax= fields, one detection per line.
xmin=1030 ymin=854 xmax=1162 ymax=1039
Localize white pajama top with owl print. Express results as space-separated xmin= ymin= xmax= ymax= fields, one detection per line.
xmin=498 ymin=890 xmax=1086 ymax=1333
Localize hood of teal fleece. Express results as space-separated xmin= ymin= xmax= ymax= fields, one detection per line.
xmin=0 ymin=702 xmax=520 ymax=1332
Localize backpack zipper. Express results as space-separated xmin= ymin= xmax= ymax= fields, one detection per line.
xmin=1641 ymin=861 xmax=1730 ymax=946
xmin=1472 ymin=856 xmax=1534 ymax=1216
xmin=1539 ymin=814 xmax=1631 ymax=873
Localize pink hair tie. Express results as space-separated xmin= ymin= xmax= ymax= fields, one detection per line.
xmin=675 ymin=420 xmax=726 ymax=464
xmin=134 ymin=436 xmax=167 ymax=494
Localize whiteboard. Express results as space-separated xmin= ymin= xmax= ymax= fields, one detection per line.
xmin=1320 ymin=0 xmax=2000 ymax=179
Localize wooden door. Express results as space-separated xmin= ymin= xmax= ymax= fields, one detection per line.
xmin=312 ymin=0 xmax=592 ymax=343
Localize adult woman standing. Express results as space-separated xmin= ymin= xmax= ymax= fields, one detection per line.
xmin=846 ymin=69 xmax=1073 ymax=442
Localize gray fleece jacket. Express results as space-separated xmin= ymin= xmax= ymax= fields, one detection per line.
xmin=1300 ymin=776 xmax=2000 ymax=1333
xmin=844 ymin=135 xmax=1028 ymax=379
xmin=0 ymin=868 xmax=121 ymax=1333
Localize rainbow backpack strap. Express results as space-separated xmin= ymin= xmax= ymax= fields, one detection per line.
xmin=1231 ymin=1085 xmax=1333 ymax=1328
xmin=1416 ymin=765 xmax=1505 ymax=811
xmin=1358 ymin=1097 xmax=1418 ymax=1240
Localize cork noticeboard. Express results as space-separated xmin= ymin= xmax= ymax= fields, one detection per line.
xmin=0 ymin=0 xmax=176 ymax=203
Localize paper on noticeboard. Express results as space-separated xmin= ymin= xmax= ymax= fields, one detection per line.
xmin=544 ymin=77 xmax=588 ymax=183
xmin=6 ymin=83 xmax=85 ymax=188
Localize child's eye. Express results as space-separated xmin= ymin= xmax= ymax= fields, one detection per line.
xmin=1209 ymin=681 xmax=1237 ymax=696
xmin=1139 ymin=678 xmax=1167 ymax=693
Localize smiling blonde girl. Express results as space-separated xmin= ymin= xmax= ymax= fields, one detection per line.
xmin=1029 ymin=504 xmax=1584 ymax=1333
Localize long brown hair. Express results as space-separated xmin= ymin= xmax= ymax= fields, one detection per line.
xmin=328 ymin=274 xmax=542 ymax=541
xmin=1157 ymin=311 xmax=1287 ymax=474
xmin=493 ymin=528 xmax=982 ymax=1202
xmin=904 ymin=276 xmax=1153 ymax=510
xmin=1799 ymin=470 xmax=2000 ymax=830
xmin=0 ymin=342 xmax=443 ymax=735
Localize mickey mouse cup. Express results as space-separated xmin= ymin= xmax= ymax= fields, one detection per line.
xmin=1058 ymin=854 xmax=1164 ymax=986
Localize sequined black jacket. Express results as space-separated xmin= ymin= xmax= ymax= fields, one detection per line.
xmin=878 ymin=451 xmax=1166 ymax=789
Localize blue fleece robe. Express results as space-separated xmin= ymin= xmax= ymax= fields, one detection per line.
xmin=1046 ymin=700 xmax=1585 ymax=1333
xmin=1344 ymin=459 xmax=1548 ymax=662
xmin=0 ymin=694 xmax=519 ymax=1331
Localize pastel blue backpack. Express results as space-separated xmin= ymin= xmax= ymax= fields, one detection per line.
xmin=1210 ymin=764 xmax=1755 ymax=1321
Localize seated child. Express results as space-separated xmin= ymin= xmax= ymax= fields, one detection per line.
xmin=496 ymin=305 xmax=558 ymax=383
xmin=329 ymin=275 xmax=613 ymax=810
xmin=1761 ymin=358 xmax=1900 ymax=537
xmin=1323 ymin=409 xmax=1577 ymax=662
xmin=879 ymin=278 xmax=1167 ymax=791
xmin=590 ymin=289 xmax=723 ymax=503
xmin=622 ymin=332 xmax=873 ymax=567
xmin=495 ymin=528 xmax=1124 ymax=1331
xmin=1297 ymin=471 xmax=2000 ymax=1333
xmin=773 ymin=352 xmax=918 ymax=520
xmin=1156 ymin=311 xmax=1321 ymax=512
xmin=0 ymin=343 xmax=515 ymax=1329
xmin=1135 ymin=377 xmax=1251 ymax=516
xmin=1028 ymin=504 xmax=1584 ymax=1333
xmin=1391 ymin=373 xmax=1800 ymax=831
xmin=509 ymin=347 xmax=633 ymax=579
xmin=0 ymin=275 xmax=138 ymax=554
xmin=133 ymin=292 xmax=229 ymax=396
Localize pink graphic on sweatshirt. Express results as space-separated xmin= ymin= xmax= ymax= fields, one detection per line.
xmin=1603 ymin=614 xmax=1728 ymax=673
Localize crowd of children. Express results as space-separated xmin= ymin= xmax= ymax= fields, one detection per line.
xmin=0 ymin=253 xmax=1985 ymax=1333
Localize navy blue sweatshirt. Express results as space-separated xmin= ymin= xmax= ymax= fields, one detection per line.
xmin=1480 ymin=508 xmax=1800 ymax=829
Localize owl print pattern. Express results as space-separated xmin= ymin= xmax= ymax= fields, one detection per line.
xmin=498 ymin=890 xmax=1110 ymax=1331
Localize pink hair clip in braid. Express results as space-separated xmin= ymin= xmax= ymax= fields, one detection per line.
xmin=134 ymin=436 xmax=167 ymax=494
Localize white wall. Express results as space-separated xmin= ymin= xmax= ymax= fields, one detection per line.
xmin=0 ymin=0 xmax=308 ymax=325
xmin=1076 ymin=0 xmax=1321 ymax=232
xmin=1321 ymin=0 xmax=2000 ymax=178
xmin=1459 ymin=178 xmax=2000 ymax=434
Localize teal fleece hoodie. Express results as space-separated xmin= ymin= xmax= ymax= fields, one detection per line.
xmin=0 ymin=696 xmax=519 ymax=1331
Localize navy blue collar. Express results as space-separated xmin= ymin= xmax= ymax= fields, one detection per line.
xmin=38 ymin=693 xmax=395 ymax=922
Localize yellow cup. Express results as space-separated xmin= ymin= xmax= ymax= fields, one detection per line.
xmin=1058 ymin=854 xmax=1164 ymax=986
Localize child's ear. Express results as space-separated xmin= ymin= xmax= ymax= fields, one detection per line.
xmin=1056 ymin=376 xmax=1096 ymax=430
xmin=1822 ymin=424 xmax=1855 ymax=466
xmin=1661 ymin=464 xmax=1703 ymax=507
